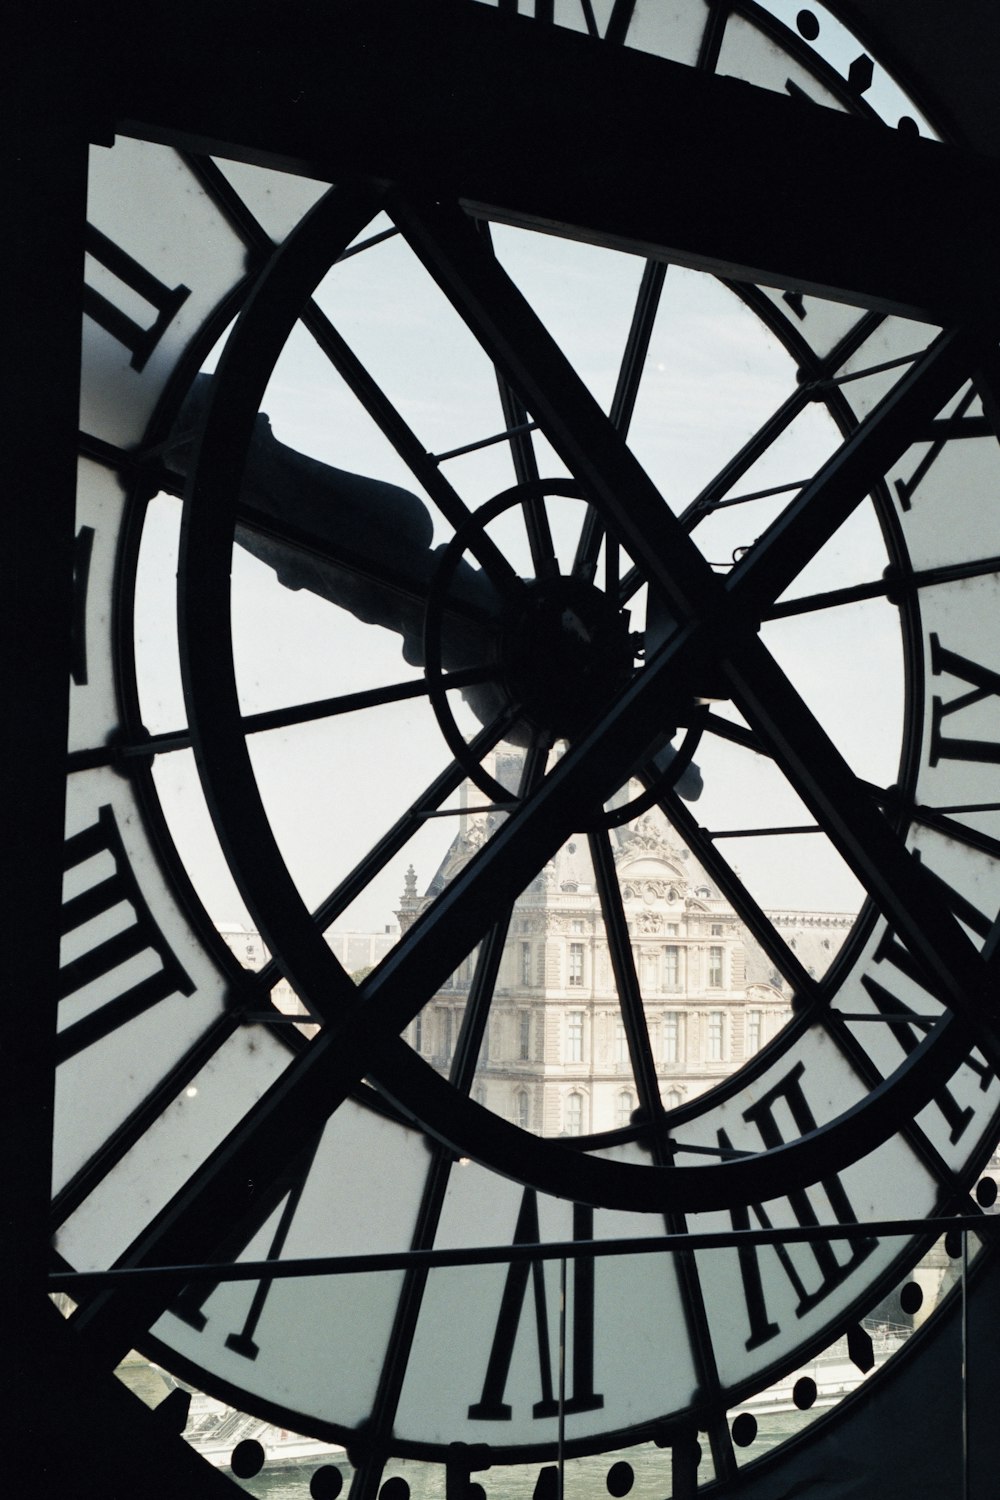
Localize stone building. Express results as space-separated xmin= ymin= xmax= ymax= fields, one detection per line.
xmin=398 ymin=759 xmax=853 ymax=1137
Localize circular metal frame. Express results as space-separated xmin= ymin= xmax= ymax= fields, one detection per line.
xmin=175 ymin=178 xmax=988 ymax=1218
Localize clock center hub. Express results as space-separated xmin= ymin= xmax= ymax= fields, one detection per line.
xmin=499 ymin=576 xmax=634 ymax=740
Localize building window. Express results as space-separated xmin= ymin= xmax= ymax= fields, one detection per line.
xmin=708 ymin=1010 xmax=725 ymax=1062
xmin=665 ymin=923 xmax=679 ymax=935
xmin=747 ymin=1010 xmax=762 ymax=1055
xmin=665 ymin=1087 xmax=684 ymax=1111
xmin=515 ymin=1089 xmax=530 ymax=1130
xmin=565 ymin=1092 xmax=584 ymax=1136
xmin=440 ymin=1008 xmax=452 ymax=1061
xmin=412 ymin=1014 xmax=422 ymax=1053
xmin=663 ymin=1012 xmax=681 ymax=1064
xmin=711 ymin=923 xmax=723 ymax=936
xmin=567 ymin=1010 xmax=584 ymax=1062
xmin=708 ymin=945 xmax=724 ymax=988
xmin=616 ymin=1090 xmax=634 ymax=1128
xmin=520 ymin=941 xmax=532 ymax=986
xmin=614 ymin=1019 xmax=629 ymax=1063
xmin=474 ymin=1083 xmax=487 ymax=1107
xmin=568 ymin=942 xmax=584 ymax=987
xmin=571 ymin=919 xmax=584 ymax=934
xmin=518 ymin=1010 xmax=531 ymax=1061
xmin=663 ymin=945 xmax=680 ymax=990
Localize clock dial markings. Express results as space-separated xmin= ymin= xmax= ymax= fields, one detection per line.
xmin=928 ymin=632 xmax=1000 ymax=768
xmin=651 ymin=780 xmax=971 ymax=1201
xmin=83 ymin=223 xmax=192 ymax=373
xmin=723 ymin=634 xmax=996 ymax=1064
xmin=169 ymin=1127 xmax=325 ymax=1356
xmin=467 ymin=1193 xmax=603 ymax=1423
xmin=894 ymin=384 xmax=978 ymax=509
xmin=855 ymin=967 xmax=989 ymax=1150
xmin=70 ymin=524 xmax=94 ymax=688
xmin=344 ymin=758 xmax=549 ymax=1492
xmin=903 ymin=801 xmax=1000 ymax=862
xmin=56 ymin=803 xmax=195 ymax=1062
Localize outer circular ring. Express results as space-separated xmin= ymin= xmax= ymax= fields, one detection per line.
xmin=177 ymin=179 xmax=980 ymax=1215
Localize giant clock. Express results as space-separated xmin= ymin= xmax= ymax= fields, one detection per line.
xmin=46 ymin=0 xmax=1000 ymax=1494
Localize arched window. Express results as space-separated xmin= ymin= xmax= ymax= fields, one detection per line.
xmin=616 ymin=1090 xmax=633 ymax=1129
xmin=565 ymin=1092 xmax=584 ymax=1136
xmin=515 ymin=1089 xmax=529 ymax=1130
xmin=665 ymin=1087 xmax=684 ymax=1112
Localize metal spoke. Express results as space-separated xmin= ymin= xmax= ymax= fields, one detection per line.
xmin=589 ymin=829 xmax=664 ymax=1122
xmin=476 ymin=221 xmax=558 ymax=577
xmin=68 ymin=666 xmax=500 ymax=771
xmin=723 ymin=329 xmax=976 ymax=624
xmin=253 ymin=710 xmax=521 ymax=995
xmin=765 ymin=553 xmax=1000 ymax=621
xmin=182 ymin=155 xmax=520 ymax=598
xmin=651 ymin=781 xmax=820 ymax=1002
xmin=576 ymin=259 xmax=667 ymax=581
xmin=449 ymin=741 xmax=549 ymax=1093
xmin=287 ymin=303 xmax=523 ymax=596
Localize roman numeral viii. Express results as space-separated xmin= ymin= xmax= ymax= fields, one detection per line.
xmin=721 ymin=1062 xmax=877 ymax=1351
xmin=58 ymin=805 xmax=194 ymax=1061
xmin=83 ymin=225 xmax=191 ymax=371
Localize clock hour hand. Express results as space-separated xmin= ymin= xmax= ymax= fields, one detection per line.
xmin=166 ymin=372 xmax=501 ymax=677
xmin=169 ymin=376 xmax=702 ymax=795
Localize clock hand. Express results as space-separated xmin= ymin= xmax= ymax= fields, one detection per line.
xmin=169 ymin=374 xmax=705 ymax=793
xmin=166 ymin=373 xmax=505 ymax=715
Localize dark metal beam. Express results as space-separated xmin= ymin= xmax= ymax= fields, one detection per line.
xmin=80 ymin=0 xmax=1000 ymax=325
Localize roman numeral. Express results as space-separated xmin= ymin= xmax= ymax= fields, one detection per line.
xmin=70 ymin=525 xmax=94 ymax=687
xmin=171 ymin=1132 xmax=323 ymax=1357
xmin=929 ymin=633 xmax=1000 ymax=766
xmin=57 ymin=805 xmax=194 ymax=1061
xmin=721 ymin=1062 xmax=877 ymax=1351
xmin=468 ymin=1191 xmax=603 ymax=1420
xmin=893 ymin=386 xmax=976 ymax=510
xmin=83 ymin=224 xmax=191 ymax=372
xmin=859 ymin=868 xmax=992 ymax=1142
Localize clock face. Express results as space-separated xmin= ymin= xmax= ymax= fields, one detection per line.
xmin=54 ymin=1 xmax=1000 ymax=1489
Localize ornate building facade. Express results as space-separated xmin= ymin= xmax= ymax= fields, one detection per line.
xmin=220 ymin=758 xmax=854 ymax=1135
xmin=403 ymin=763 xmax=853 ymax=1139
